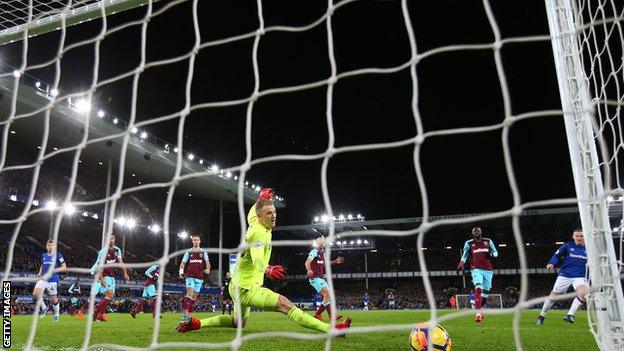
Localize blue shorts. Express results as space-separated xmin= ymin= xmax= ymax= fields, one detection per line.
xmin=309 ymin=277 xmax=329 ymax=293
xmin=92 ymin=276 xmax=115 ymax=295
xmin=185 ymin=277 xmax=203 ymax=293
xmin=471 ymin=269 xmax=493 ymax=291
xmin=142 ymin=284 xmax=157 ymax=298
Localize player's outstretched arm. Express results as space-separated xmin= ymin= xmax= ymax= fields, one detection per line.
xmin=547 ymin=243 xmax=566 ymax=271
xmin=331 ymin=256 xmax=344 ymax=265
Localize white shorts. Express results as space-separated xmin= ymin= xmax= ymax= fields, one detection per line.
xmin=35 ymin=280 xmax=58 ymax=295
xmin=552 ymin=276 xmax=589 ymax=294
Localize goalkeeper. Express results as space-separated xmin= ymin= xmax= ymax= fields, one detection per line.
xmin=177 ymin=188 xmax=352 ymax=334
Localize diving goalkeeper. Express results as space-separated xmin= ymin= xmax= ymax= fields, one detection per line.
xmin=176 ymin=188 xmax=352 ymax=334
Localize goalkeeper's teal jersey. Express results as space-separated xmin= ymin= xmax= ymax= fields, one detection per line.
xmin=232 ymin=205 xmax=272 ymax=290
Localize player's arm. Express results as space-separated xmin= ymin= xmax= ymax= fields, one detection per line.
xmin=547 ymin=243 xmax=566 ymax=271
xmin=90 ymin=248 xmax=108 ymax=285
xmin=305 ymin=249 xmax=316 ymax=278
xmin=331 ymin=256 xmax=344 ymax=265
xmin=179 ymin=251 xmax=189 ymax=278
xmin=247 ymin=188 xmax=274 ymax=225
xmin=37 ymin=263 xmax=42 ymax=278
xmin=52 ymin=254 xmax=67 ymax=274
xmin=489 ymin=240 xmax=499 ymax=258
xmin=145 ymin=265 xmax=157 ymax=278
xmin=457 ymin=241 xmax=470 ymax=270
xmin=203 ymin=250 xmax=211 ymax=275
xmin=117 ymin=248 xmax=130 ymax=281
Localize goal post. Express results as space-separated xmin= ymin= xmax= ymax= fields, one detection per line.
xmin=545 ymin=0 xmax=624 ymax=349
xmin=455 ymin=294 xmax=503 ymax=310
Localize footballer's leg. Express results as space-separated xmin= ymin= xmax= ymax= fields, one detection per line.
xmin=319 ymin=286 xmax=343 ymax=321
xmin=565 ymin=281 xmax=588 ymax=323
xmin=49 ymin=283 xmax=60 ymax=321
xmin=33 ymin=280 xmax=48 ymax=318
xmin=471 ymin=270 xmax=484 ymax=322
xmin=538 ymin=276 xmax=570 ymax=325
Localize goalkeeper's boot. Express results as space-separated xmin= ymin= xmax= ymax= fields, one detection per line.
xmin=475 ymin=312 xmax=484 ymax=323
xmin=563 ymin=314 xmax=575 ymax=324
xmin=536 ymin=316 xmax=545 ymax=326
xmin=176 ymin=317 xmax=201 ymax=333
xmin=334 ymin=317 xmax=352 ymax=338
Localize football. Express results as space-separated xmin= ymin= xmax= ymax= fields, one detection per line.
xmin=409 ymin=322 xmax=452 ymax=351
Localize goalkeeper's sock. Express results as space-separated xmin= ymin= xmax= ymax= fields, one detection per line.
xmin=287 ymin=306 xmax=329 ymax=333
xmin=540 ymin=298 xmax=555 ymax=317
xmin=53 ymin=301 xmax=60 ymax=317
xmin=200 ymin=315 xmax=235 ymax=328
xmin=567 ymin=297 xmax=584 ymax=316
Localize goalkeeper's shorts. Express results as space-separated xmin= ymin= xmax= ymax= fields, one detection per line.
xmin=228 ymin=283 xmax=280 ymax=319
xmin=142 ymin=284 xmax=157 ymax=298
xmin=471 ymin=269 xmax=493 ymax=291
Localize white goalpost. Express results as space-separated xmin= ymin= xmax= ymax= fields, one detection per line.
xmin=0 ymin=0 xmax=623 ymax=350
xmin=545 ymin=0 xmax=624 ymax=349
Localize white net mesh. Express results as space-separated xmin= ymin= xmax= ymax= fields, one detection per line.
xmin=0 ymin=0 xmax=623 ymax=350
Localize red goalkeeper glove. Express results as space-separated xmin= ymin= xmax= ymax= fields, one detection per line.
xmin=259 ymin=188 xmax=275 ymax=200
xmin=456 ymin=261 xmax=464 ymax=270
xmin=265 ymin=265 xmax=285 ymax=280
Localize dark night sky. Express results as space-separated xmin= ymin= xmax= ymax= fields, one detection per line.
xmin=1 ymin=0 xmax=576 ymax=226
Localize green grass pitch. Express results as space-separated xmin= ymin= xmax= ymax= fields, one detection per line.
xmin=9 ymin=310 xmax=598 ymax=350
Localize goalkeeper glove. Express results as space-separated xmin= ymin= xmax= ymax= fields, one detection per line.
xmin=259 ymin=188 xmax=275 ymax=200
xmin=265 ymin=265 xmax=285 ymax=280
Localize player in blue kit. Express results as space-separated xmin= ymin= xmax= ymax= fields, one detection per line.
xmin=537 ymin=229 xmax=588 ymax=325
xmin=33 ymin=240 xmax=67 ymax=321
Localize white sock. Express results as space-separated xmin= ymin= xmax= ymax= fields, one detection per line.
xmin=40 ymin=299 xmax=47 ymax=310
xmin=568 ymin=297 xmax=584 ymax=316
xmin=53 ymin=302 xmax=60 ymax=317
xmin=540 ymin=298 xmax=554 ymax=317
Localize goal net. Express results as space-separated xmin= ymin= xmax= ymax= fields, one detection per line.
xmin=455 ymin=294 xmax=503 ymax=310
xmin=0 ymin=0 xmax=623 ymax=350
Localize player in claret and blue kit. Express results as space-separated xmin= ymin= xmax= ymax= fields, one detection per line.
xmin=131 ymin=264 xmax=160 ymax=318
xmin=305 ymin=236 xmax=345 ymax=321
xmin=457 ymin=226 xmax=498 ymax=322
xmin=537 ymin=229 xmax=588 ymax=325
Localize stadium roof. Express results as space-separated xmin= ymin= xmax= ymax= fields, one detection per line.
xmin=0 ymin=71 xmax=284 ymax=206
xmin=274 ymin=205 xmax=623 ymax=247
